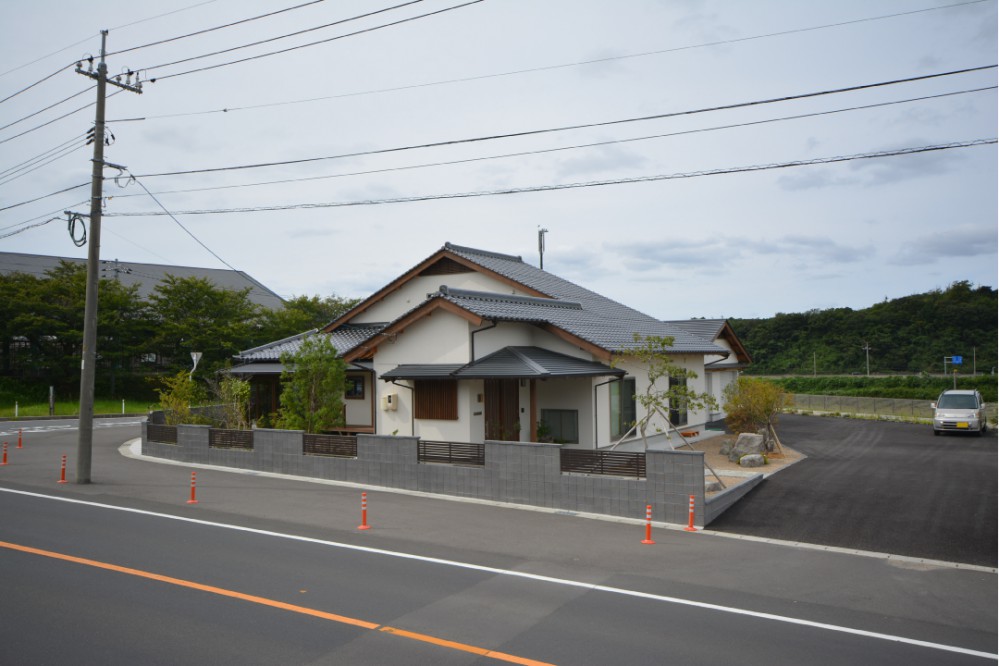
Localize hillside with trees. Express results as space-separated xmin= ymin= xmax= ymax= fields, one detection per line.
xmin=730 ymin=281 xmax=997 ymax=376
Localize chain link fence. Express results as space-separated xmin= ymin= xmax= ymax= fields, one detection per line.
xmin=790 ymin=394 xmax=998 ymax=424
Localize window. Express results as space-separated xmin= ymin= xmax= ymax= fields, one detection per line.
xmin=540 ymin=409 xmax=579 ymax=444
xmin=345 ymin=376 xmax=365 ymax=400
xmin=415 ymin=380 xmax=458 ymax=420
xmin=669 ymin=375 xmax=688 ymax=426
xmin=609 ymin=377 xmax=636 ymax=439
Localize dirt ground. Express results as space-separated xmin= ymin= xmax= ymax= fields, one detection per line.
xmin=685 ymin=432 xmax=805 ymax=492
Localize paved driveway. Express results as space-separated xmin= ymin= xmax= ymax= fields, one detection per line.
xmin=709 ymin=414 xmax=997 ymax=568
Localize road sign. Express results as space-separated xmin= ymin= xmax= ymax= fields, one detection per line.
xmin=952 ymin=356 xmax=963 ymax=365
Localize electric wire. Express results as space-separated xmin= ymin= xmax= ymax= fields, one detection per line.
xmin=131 ymin=65 xmax=998 ymax=178
xmin=146 ymin=0 xmax=484 ymax=82
xmin=0 ymin=0 xmax=221 ymax=81
xmin=0 ymin=201 xmax=88 ymax=239
xmin=128 ymin=174 xmax=241 ymax=272
xmin=0 ymin=86 xmax=94 ymax=133
xmin=0 ymin=144 xmax=85 ymax=187
xmin=0 ymin=132 xmax=85 ymax=178
xmin=106 ymin=0 xmax=993 ymax=123
xmin=105 ymin=140 xmax=997 ymax=218
xmin=0 ymin=182 xmax=91 ymax=213
xmin=102 ymin=85 xmax=997 ymax=201
xmin=107 ymin=0 xmax=329 ymax=57
xmin=0 ymin=89 xmax=122 ymax=146
xmin=0 ymin=64 xmax=75 ymax=105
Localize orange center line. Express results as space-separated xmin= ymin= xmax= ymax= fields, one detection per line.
xmin=0 ymin=540 xmax=555 ymax=666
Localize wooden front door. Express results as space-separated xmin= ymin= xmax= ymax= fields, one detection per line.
xmin=484 ymin=379 xmax=520 ymax=440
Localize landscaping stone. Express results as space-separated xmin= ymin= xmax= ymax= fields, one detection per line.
xmin=727 ymin=432 xmax=765 ymax=462
xmin=740 ymin=454 xmax=766 ymax=468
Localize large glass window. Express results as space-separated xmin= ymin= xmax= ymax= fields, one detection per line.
xmin=669 ymin=375 xmax=688 ymax=426
xmin=609 ymin=377 xmax=636 ymax=439
xmin=540 ymin=408 xmax=579 ymax=444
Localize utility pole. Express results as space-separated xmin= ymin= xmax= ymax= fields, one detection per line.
xmin=538 ymin=227 xmax=549 ymax=270
xmin=861 ymin=341 xmax=871 ymax=377
xmin=74 ymin=31 xmax=142 ymax=484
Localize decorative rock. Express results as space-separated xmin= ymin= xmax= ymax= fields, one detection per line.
xmin=705 ymin=480 xmax=725 ymax=492
xmin=740 ymin=454 xmax=766 ymax=468
xmin=727 ymin=433 xmax=766 ymax=462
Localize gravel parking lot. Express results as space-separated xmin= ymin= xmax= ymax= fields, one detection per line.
xmin=707 ymin=414 xmax=997 ymax=568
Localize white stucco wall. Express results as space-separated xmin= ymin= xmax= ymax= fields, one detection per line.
xmin=344 ymin=373 xmax=372 ymax=427
xmin=354 ymin=273 xmax=529 ymax=324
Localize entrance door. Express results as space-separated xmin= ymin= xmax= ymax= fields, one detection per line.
xmin=484 ymin=379 xmax=520 ymax=441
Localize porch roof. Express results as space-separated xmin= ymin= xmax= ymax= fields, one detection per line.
xmin=380 ymin=346 xmax=625 ymax=381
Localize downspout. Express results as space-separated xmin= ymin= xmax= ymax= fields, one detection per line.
xmin=470 ymin=320 xmax=498 ymax=362
xmin=390 ymin=380 xmax=415 ymax=438
xmin=594 ymin=376 xmax=622 ymax=450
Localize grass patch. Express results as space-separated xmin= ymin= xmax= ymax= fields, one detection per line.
xmin=0 ymin=399 xmax=152 ymax=418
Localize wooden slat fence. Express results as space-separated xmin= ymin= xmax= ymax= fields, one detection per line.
xmin=303 ymin=433 xmax=357 ymax=458
xmin=209 ymin=428 xmax=253 ymax=450
xmin=146 ymin=424 xmax=177 ymax=444
xmin=560 ymin=449 xmax=646 ymax=479
xmin=418 ymin=440 xmax=485 ymax=467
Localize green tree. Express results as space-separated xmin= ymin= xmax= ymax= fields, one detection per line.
xmin=625 ymin=334 xmax=717 ymax=437
xmin=256 ymin=293 xmax=361 ymax=343
xmin=208 ymin=373 xmax=251 ymax=430
xmin=149 ymin=275 xmax=260 ymax=374
xmin=723 ymin=377 xmax=791 ymax=446
xmin=275 ymin=335 xmax=346 ymax=433
xmin=155 ymin=370 xmax=207 ymax=425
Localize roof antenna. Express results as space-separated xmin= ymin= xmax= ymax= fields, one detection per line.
xmin=538 ymin=227 xmax=549 ymax=270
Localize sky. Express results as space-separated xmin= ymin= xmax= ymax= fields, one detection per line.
xmin=1 ymin=0 xmax=996 ymax=320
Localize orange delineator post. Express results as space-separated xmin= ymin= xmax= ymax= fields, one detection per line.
xmin=186 ymin=471 xmax=199 ymax=504
xmin=58 ymin=455 xmax=67 ymax=484
xmin=641 ymin=504 xmax=655 ymax=544
xmin=684 ymin=495 xmax=698 ymax=532
xmin=358 ymin=492 xmax=371 ymax=530
xmin=2 ymin=442 xmax=7 ymax=466
xmin=17 ymin=429 xmax=23 ymax=449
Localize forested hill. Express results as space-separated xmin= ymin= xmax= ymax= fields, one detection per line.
xmin=729 ymin=281 xmax=997 ymax=375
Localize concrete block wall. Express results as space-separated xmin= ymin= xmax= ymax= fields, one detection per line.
xmin=141 ymin=426 xmax=733 ymax=526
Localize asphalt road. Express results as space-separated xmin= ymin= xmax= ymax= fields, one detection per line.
xmin=710 ymin=415 xmax=998 ymax=568
xmin=1 ymin=490 xmax=994 ymax=665
xmin=0 ymin=417 xmax=995 ymax=664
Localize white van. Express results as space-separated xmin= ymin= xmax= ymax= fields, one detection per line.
xmin=931 ymin=389 xmax=988 ymax=436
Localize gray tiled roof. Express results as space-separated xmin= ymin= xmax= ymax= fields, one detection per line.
xmin=237 ymin=324 xmax=384 ymax=361
xmin=435 ymin=285 xmax=726 ymax=355
xmin=453 ymin=346 xmax=624 ymax=379
xmin=380 ymin=346 xmax=623 ymax=381
xmin=0 ymin=251 xmax=285 ymax=310
xmin=664 ymin=319 xmax=727 ymax=341
xmin=442 ymin=244 xmax=727 ymax=354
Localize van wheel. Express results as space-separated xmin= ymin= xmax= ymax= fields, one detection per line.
xmin=933 ymin=430 xmax=941 ymax=436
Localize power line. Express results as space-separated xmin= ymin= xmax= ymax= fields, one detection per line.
xmin=0 ymin=144 xmax=84 ymax=187
xmin=0 ymin=0 xmax=221 ymax=81
xmin=0 ymin=201 xmax=88 ymax=239
xmin=105 ymin=139 xmax=997 ymax=217
xmin=0 ymin=89 xmax=122 ymax=146
xmin=0 ymin=182 xmax=90 ymax=213
xmin=107 ymin=0 xmax=328 ymax=57
xmin=145 ymin=0 xmax=484 ymax=82
xmin=132 ymin=65 xmax=998 ymax=178
xmin=128 ymin=174 xmax=242 ymax=272
xmin=0 ymin=86 xmax=94 ymax=133
xmin=102 ymin=85 xmax=997 ymax=201
xmin=107 ymin=0 xmax=993 ymax=123
xmin=0 ymin=132 xmax=85 ymax=177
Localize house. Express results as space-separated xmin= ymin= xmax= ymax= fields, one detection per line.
xmin=230 ymin=243 xmax=748 ymax=448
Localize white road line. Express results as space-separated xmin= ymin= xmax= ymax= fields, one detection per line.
xmin=1 ymin=486 xmax=995 ymax=661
